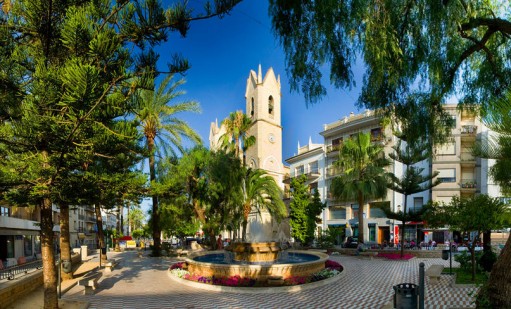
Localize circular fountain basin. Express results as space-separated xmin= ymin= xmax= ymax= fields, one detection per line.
xmin=185 ymin=250 xmax=329 ymax=282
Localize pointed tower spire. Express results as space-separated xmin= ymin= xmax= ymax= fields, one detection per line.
xmin=309 ymin=136 xmax=312 ymax=146
xmin=277 ymin=74 xmax=281 ymax=85
xmin=257 ymin=64 xmax=262 ymax=84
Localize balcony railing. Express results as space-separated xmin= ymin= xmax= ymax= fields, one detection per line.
xmin=326 ymin=166 xmax=341 ymax=177
xmin=326 ymin=144 xmax=342 ymax=153
xmin=461 ymin=179 xmax=477 ymax=188
xmin=461 ymin=125 xmax=477 ymax=134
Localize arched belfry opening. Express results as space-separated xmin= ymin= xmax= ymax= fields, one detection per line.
xmin=251 ymin=97 xmax=254 ymax=117
xmin=268 ymin=95 xmax=274 ymax=117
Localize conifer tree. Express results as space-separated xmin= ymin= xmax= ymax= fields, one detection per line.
xmin=0 ymin=1 xmax=240 ymax=308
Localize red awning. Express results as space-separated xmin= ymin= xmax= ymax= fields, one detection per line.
xmin=405 ymin=221 xmax=424 ymax=225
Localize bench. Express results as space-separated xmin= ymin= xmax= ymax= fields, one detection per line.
xmin=78 ymin=272 xmax=102 ymax=295
xmin=104 ymin=259 xmax=118 ymax=273
xmin=426 ymin=264 xmax=444 ymax=283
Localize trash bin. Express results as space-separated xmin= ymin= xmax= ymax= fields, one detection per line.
xmin=393 ymin=283 xmax=418 ymax=309
xmin=101 ymin=247 xmax=107 ymax=255
xmin=61 ymin=259 xmax=72 ymax=273
xmin=442 ymin=249 xmax=449 ymax=260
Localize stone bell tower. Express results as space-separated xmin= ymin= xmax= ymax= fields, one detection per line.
xmin=244 ymin=65 xmax=284 ymax=189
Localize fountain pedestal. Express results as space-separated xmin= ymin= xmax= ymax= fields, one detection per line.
xmin=227 ymin=242 xmax=280 ymax=263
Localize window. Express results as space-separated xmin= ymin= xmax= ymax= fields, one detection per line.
xmin=268 ymin=96 xmax=274 ymax=116
xmin=332 ymin=137 xmax=343 ymax=146
xmin=413 ymin=197 xmax=423 ymax=212
xmin=309 ymin=161 xmax=319 ymax=174
xmin=351 ymin=204 xmax=359 ymax=219
xmin=295 ymin=165 xmax=304 ymax=177
xmin=369 ymin=224 xmax=376 ymax=242
xmin=251 ymin=98 xmax=254 ymax=117
xmin=437 ymin=168 xmax=456 ymax=183
xmin=309 ymin=182 xmax=318 ymax=193
xmin=0 ymin=206 xmax=9 ymax=216
xmin=370 ymin=127 xmax=383 ymax=141
xmin=24 ymin=235 xmax=33 ymax=256
xmin=329 ymin=208 xmax=346 ymax=220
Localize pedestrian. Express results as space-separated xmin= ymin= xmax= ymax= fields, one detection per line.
xmin=217 ymin=234 xmax=224 ymax=250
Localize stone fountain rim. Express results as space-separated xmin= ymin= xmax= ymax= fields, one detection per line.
xmin=168 ymin=256 xmax=344 ymax=294
xmin=186 ymin=249 xmax=329 ymax=266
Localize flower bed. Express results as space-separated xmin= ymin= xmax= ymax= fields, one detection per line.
xmin=376 ymin=252 xmax=415 ymax=260
xmin=168 ymin=259 xmax=343 ymax=287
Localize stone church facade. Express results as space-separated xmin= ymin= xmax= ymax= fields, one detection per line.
xmin=210 ymin=65 xmax=290 ymax=242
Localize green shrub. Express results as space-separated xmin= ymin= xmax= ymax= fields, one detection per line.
xmin=454 ymin=251 xmax=483 ymax=271
xmin=477 ymin=250 xmax=497 ymax=272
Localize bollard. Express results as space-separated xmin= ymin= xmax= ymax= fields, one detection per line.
xmin=419 ymin=262 xmax=424 ymax=309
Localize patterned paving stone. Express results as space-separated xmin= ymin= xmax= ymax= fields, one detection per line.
xmin=63 ymin=251 xmax=478 ymax=309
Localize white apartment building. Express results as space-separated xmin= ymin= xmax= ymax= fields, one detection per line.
xmin=284 ymin=105 xmax=505 ymax=246
xmin=0 ymin=204 xmax=60 ymax=265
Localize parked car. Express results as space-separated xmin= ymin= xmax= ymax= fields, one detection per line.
xmin=344 ymin=237 xmax=358 ymax=248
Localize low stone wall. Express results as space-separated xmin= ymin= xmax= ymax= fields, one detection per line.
xmin=334 ymin=248 xmax=442 ymax=258
xmin=0 ymin=271 xmax=43 ymax=309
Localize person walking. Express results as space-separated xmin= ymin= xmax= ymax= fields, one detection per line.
xmin=216 ymin=235 xmax=224 ymax=250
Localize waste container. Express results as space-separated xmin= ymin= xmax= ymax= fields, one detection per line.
xmin=393 ymin=283 xmax=418 ymax=309
xmin=101 ymin=247 xmax=107 ymax=255
xmin=442 ymin=249 xmax=449 ymax=260
xmin=61 ymin=259 xmax=72 ymax=273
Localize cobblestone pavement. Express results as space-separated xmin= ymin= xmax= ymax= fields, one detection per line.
xmin=62 ymin=251 xmax=478 ymax=309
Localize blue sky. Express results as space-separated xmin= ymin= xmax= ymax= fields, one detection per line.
xmin=156 ymin=0 xmax=365 ymax=160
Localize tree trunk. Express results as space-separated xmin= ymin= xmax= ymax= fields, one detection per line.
xmin=357 ymin=193 xmax=365 ymax=244
xmin=242 ymin=219 xmax=248 ymax=242
xmin=58 ymin=202 xmax=73 ymax=280
xmin=470 ymin=238 xmax=477 ymax=282
xmin=41 ymin=197 xmax=58 ymax=309
xmin=94 ymin=204 xmax=107 ymax=262
xmin=400 ymin=195 xmax=408 ymax=258
xmin=148 ymin=138 xmax=161 ymax=257
xmin=485 ymin=233 xmax=511 ymax=308
xmin=483 ymin=230 xmax=491 ymax=253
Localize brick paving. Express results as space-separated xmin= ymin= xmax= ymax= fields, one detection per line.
xmin=62 ymin=251 xmax=478 ymax=309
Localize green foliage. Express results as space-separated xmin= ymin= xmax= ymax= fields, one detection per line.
xmin=478 ymin=250 xmax=498 ymax=273
xmin=131 ymin=229 xmax=145 ymax=239
xmin=269 ymin=1 xmax=511 ymax=144
xmin=241 ymin=167 xmax=286 ymax=241
xmin=455 ymin=251 xmax=480 ymax=272
xmin=330 ymin=132 xmax=390 ymax=243
xmin=289 ymin=175 xmax=310 ymax=244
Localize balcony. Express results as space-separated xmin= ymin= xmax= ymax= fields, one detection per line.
xmin=461 ymin=125 xmax=477 ymax=142
xmin=85 ymin=216 xmax=96 ymax=223
xmin=0 ymin=216 xmax=39 ymax=231
xmin=326 ymin=166 xmax=341 ymax=178
xmin=460 ymin=179 xmax=477 ymax=191
xmin=326 ymin=144 xmax=342 ymax=155
xmin=284 ymin=168 xmax=321 ymax=184
xmin=460 ymin=152 xmax=476 ymax=167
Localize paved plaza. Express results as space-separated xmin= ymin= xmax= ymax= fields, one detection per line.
xmin=57 ymin=251 xmax=478 ymax=309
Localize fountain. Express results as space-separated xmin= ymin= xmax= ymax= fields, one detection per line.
xmin=178 ymin=219 xmax=331 ymax=284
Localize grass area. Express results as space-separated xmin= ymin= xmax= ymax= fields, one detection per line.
xmin=442 ymin=267 xmax=488 ymax=285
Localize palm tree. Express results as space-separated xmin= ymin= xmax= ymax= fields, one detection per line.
xmin=134 ymin=75 xmax=201 ymax=256
xmin=330 ymin=132 xmax=390 ymax=244
xmin=241 ymin=168 xmax=287 ymax=241
xmin=219 ymin=110 xmax=255 ymax=165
